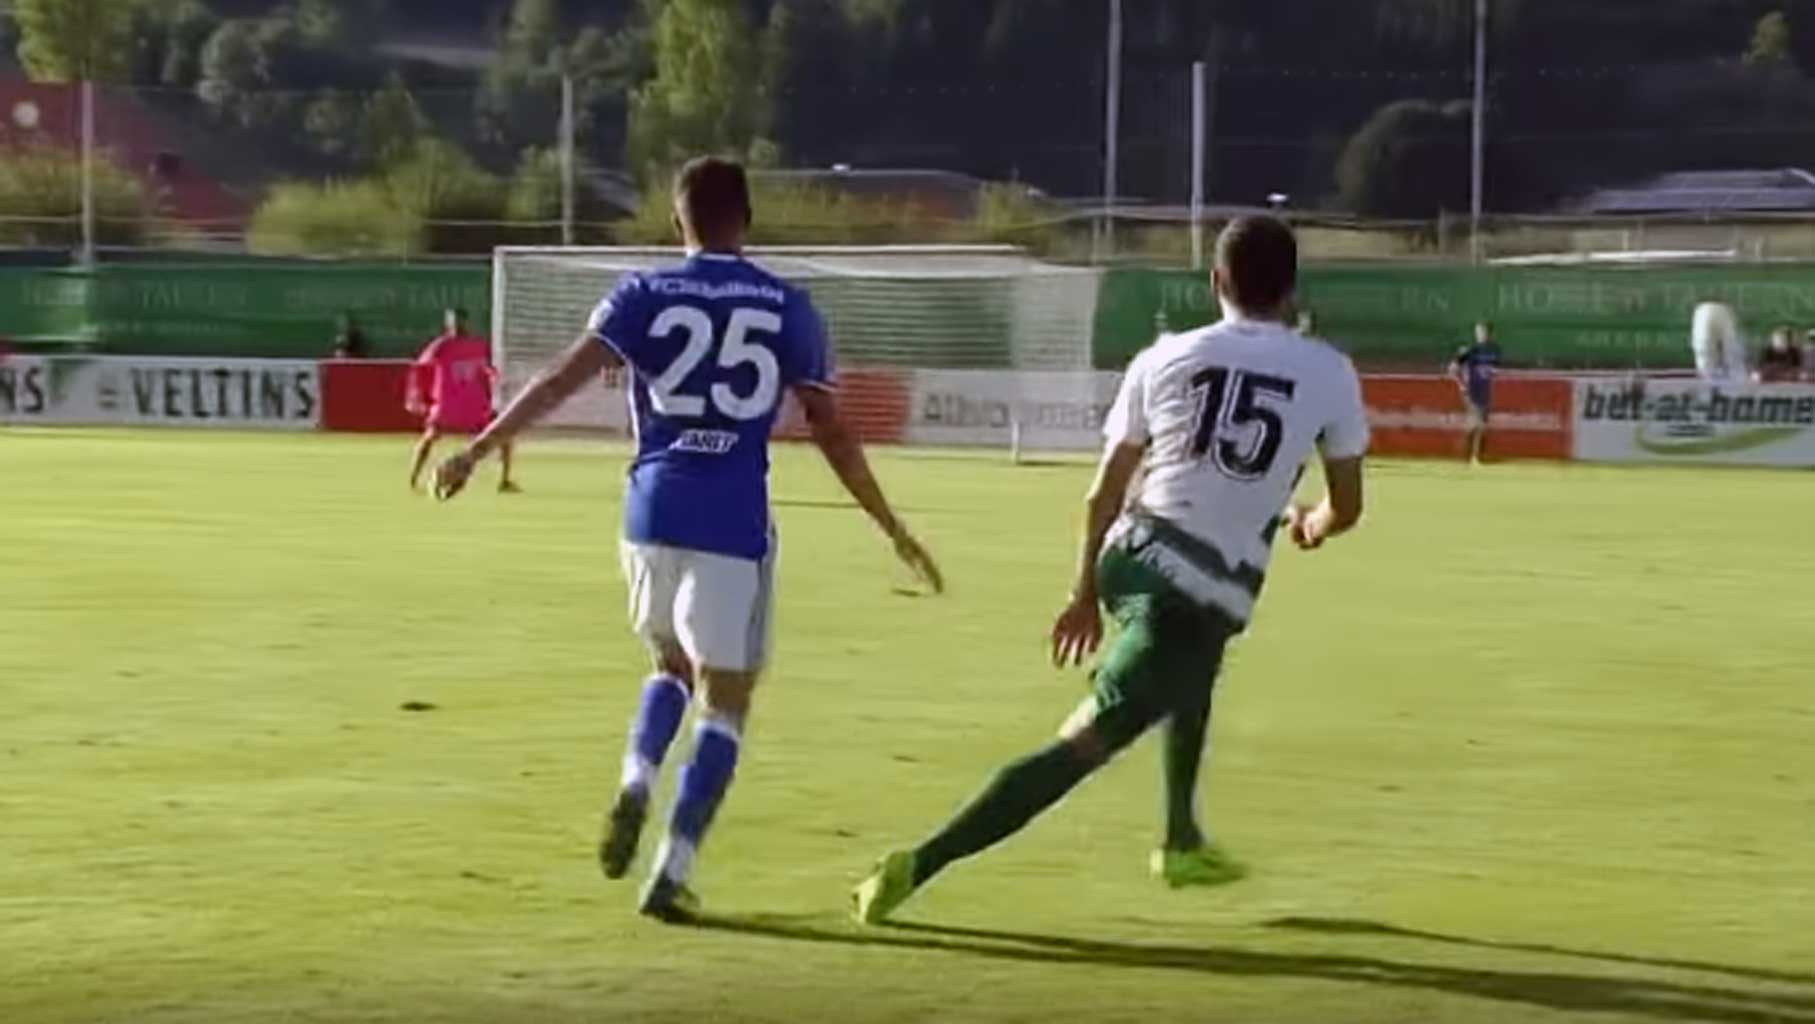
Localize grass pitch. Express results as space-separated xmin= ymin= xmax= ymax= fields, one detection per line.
xmin=3 ymin=429 xmax=1813 ymax=1024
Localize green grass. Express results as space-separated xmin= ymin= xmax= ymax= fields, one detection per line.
xmin=3 ymin=430 xmax=1813 ymax=1024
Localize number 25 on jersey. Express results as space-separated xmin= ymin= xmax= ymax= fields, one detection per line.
xmin=646 ymin=305 xmax=783 ymax=421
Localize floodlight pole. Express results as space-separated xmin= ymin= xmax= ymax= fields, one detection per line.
xmin=1470 ymin=0 xmax=1488 ymax=265
xmin=1098 ymin=0 xmax=1124 ymax=263
xmin=560 ymin=73 xmax=576 ymax=247
xmin=1190 ymin=61 xmax=1207 ymax=271
xmin=80 ymin=79 xmax=96 ymax=266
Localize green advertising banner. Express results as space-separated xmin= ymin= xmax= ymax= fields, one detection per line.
xmin=0 ymin=263 xmax=490 ymax=358
xmin=1093 ymin=263 xmax=1815 ymax=371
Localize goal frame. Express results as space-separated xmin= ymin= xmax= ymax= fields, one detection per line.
xmin=489 ymin=244 xmax=1033 ymax=363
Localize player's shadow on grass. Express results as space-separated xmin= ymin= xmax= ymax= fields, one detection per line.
xmin=692 ymin=913 xmax=1815 ymax=1024
xmin=1265 ymin=916 xmax=1815 ymax=987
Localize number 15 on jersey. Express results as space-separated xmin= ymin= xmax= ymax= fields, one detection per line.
xmin=1189 ymin=367 xmax=1298 ymax=479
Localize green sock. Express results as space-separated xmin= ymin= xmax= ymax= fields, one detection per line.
xmin=1163 ymin=684 xmax=1213 ymax=850
xmin=913 ymin=741 xmax=1097 ymax=885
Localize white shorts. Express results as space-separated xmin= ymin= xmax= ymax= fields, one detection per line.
xmin=619 ymin=538 xmax=777 ymax=673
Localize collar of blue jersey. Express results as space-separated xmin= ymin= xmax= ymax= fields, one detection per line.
xmin=686 ymin=249 xmax=745 ymax=262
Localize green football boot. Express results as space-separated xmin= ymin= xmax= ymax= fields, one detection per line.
xmin=852 ymin=850 xmax=919 ymax=925
xmin=1150 ymin=843 xmax=1249 ymax=889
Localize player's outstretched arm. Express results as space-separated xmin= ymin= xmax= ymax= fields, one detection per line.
xmin=1287 ymin=456 xmax=1365 ymax=551
xmin=796 ymin=386 xmax=943 ymax=593
xmin=435 ymin=336 xmax=614 ymax=500
xmin=1052 ymin=441 xmax=1143 ymax=668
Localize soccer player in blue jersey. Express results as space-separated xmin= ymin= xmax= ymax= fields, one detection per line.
xmin=433 ymin=157 xmax=942 ymax=922
xmin=1449 ymin=320 xmax=1501 ymax=465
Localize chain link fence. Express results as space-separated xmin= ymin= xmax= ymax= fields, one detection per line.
xmin=4 ymin=42 xmax=1815 ymax=266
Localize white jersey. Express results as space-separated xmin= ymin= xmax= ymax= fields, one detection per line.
xmin=1691 ymin=302 xmax=1750 ymax=381
xmin=1102 ymin=317 xmax=1370 ymax=624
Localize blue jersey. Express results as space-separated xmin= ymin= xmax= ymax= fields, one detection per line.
xmin=1453 ymin=342 xmax=1501 ymax=407
xmin=587 ymin=253 xmax=833 ymax=560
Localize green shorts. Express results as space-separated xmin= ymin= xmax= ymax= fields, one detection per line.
xmin=1082 ymin=536 xmax=1241 ymax=752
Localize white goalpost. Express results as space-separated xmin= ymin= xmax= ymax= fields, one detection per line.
xmin=490 ymin=245 xmax=1107 ymax=439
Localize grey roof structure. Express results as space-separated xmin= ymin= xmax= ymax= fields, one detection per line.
xmin=1571 ymin=169 xmax=1815 ymax=214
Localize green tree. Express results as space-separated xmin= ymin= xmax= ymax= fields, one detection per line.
xmin=196 ymin=9 xmax=383 ymax=136
xmin=628 ymin=0 xmax=773 ymax=179
xmin=1335 ymin=99 xmax=1472 ymax=218
xmin=1745 ymin=10 xmax=1794 ymax=70
xmin=196 ymin=17 xmax=318 ymax=131
xmin=13 ymin=0 xmax=135 ymax=82
xmin=762 ymin=0 xmax=863 ymax=166
xmin=303 ymin=88 xmax=362 ymax=159
xmin=475 ymin=0 xmax=641 ymax=158
xmin=294 ymin=0 xmax=388 ymax=49
xmin=358 ymin=72 xmax=428 ymax=167
xmin=127 ymin=0 xmax=220 ymax=88
xmin=196 ymin=19 xmax=269 ymax=126
xmin=501 ymin=0 xmax=560 ymax=67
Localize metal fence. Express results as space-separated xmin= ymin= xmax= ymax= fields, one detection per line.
xmin=6 ymin=52 xmax=1815 ymax=266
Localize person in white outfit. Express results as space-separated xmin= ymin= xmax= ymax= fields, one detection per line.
xmin=1690 ymin=302 xmax=1750 ymax=381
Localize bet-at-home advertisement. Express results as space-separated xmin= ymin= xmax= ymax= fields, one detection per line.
xmin=1574 ymin=379 xmax=1815 ymax=467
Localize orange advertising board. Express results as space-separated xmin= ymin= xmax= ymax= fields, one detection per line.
xmin=1362 ymin=374 xmax=1574 ymax=461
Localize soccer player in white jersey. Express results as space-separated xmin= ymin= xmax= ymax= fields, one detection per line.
xmin=855 ymin=216 xmax=1369 ymax=922
xmin=1691 ymin=301 xmax=1750 ymax=381
xmin=434 ymin=157 xmax=942 ymax=923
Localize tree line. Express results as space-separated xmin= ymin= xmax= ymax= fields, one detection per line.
xmin=8 ymin=0 xmax=1815 ymax=234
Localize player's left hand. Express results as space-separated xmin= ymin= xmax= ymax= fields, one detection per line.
xmin=1285 ymin=504 xmax=1325 ymax=550
xmin=433 ymin=450 xmax=478 ymax=501
xmin=1051 ymin=594 xmax=1102 ymax=669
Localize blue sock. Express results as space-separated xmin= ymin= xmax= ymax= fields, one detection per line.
xmin=656 ymin=713 xmax=741 ymax=883
xmin=620 ymin=675 xmax=690 ymax=796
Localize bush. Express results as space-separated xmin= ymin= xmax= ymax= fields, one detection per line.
xmin=248 ymin=137 xmax=576 ymax=257
xmin=616 ymin=180 xmax=945 ymax=246
xmin=0 ymin=145 xmax=152 ymax=247
xmin=381 ymin=138 xmax=512 ymax=254
xmin=504 ymin=147 xmax=562 ymax=223
xmin=968 ymin=183 xmax=1063 ymax=251
xmin=615 ymin=176 xmax=1084 ymax=254
xmin=501 ymin=147 xmax=569 ymax=246
xmin=247 ymin=180 xmax=418 ymax=257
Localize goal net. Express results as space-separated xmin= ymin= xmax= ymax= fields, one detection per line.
xmin=491 ymin=246 xmax=1105 ymax=432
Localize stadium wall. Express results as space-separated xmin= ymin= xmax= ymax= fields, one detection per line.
xmin=0 ymin=264 xmax=489 ymax=358
xmin=0 ymin=355 xmax=321 ymax=429
xmin=7 ymin=355 xmax=1815 ymax=467
xmin=9 ymin=261 xmax=1815 ymax=374
xmin=1094 ymin=264 xmax=1815 ymax=372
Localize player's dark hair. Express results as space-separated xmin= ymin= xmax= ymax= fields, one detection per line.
xmin=1214 ymin=216 xmax=1297 ymax=312
xmin=674 ymin=157 xmax=753 ymax=238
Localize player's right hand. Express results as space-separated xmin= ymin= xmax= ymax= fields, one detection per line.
xmin=891 ymin=529 xmax=944 ymax=594
xmin=1051 ymin=594 xmax=1102 ymax=668
xmin=433 ymin=450 xmax=477 ymax=502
